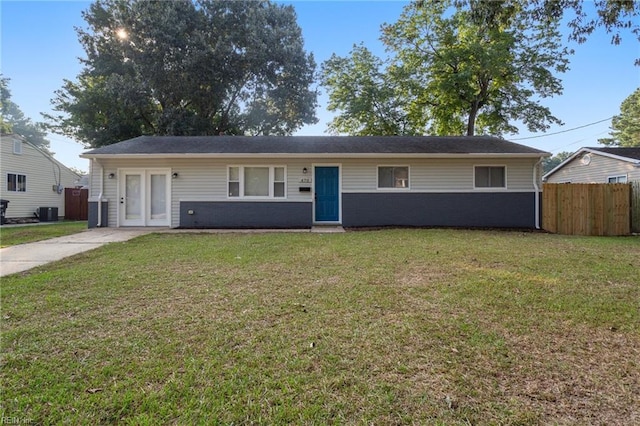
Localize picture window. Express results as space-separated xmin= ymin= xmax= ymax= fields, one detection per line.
xmin=378 ymin=166 xmax=409 ymax=189
xmin=228 ymin=166 xmax=286 ymax=198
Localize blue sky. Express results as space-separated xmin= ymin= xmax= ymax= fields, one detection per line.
xmin=1 ymin=1 xmax=638 ymax=173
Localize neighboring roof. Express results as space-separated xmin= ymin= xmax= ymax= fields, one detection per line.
xmin=585 ymin=147 xmax=640 ymax=161
xmin=81 ymin=135 xmax=549 ymax=158
xmin=543 ymin=146 xmax=640 ymax=180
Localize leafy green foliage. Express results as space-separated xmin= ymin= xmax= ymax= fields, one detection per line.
xmin=542 ymin=151 xmax=572 ymax=174
xmin=320 ymin=45 xmax=417 ymax=135
xmin=0 ymin=76 xmax=51 ymax=150
xmin=453 ymin=0 xmax=639 ymax=63
xmin=554 ymin=0 xmax=639 ymax=51
xmin=322 ymin=0 xmax=571 ymax=136
xmin=599 ymin=88 xmax=640 ymax=147
xmin=46 ymin=0 xmax=318 ymax=147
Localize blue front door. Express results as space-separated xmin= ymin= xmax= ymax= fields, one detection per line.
xmin=314 ymin=166 xmax=339 ymax=222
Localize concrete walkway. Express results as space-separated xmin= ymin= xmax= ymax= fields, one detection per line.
xmin=0 ymin=226 xmax=346 ymax=277
xmin=0 ymin=228 xmax=151 ymax=277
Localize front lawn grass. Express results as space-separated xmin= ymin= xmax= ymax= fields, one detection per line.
xmin=1 ymin=229 xmax=638 ymax=424
xmin=0 ymin=221 xmax=87 ymax=247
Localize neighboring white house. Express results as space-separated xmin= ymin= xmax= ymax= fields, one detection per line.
xmin=81 ymin=135 xmax=549 ymax=229
xmin=0 ymin=133 xmax=82 ymax=220
xmin=543 ymin=147 xmax=640 ymax=183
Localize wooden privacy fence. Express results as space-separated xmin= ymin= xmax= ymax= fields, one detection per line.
xmin=542 ymin=183 xmax=632 ymax=236
xmin=64 ymin=188 xmax=88 ymax=221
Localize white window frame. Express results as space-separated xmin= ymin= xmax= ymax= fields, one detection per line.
xmin=377 ymin=165 xmax=410 ymax=190
xmin=13 ymin=139 xmax=22 ymax=155
xmin=7 ymin=173 xmax=27 ymax=192
xmin=474 ymin=165 xmax=507 ymax=189
xmin=227 ymin=166 xmax=287 ymax=199
xmin=607 ymin=175 xmax=627 ymax=183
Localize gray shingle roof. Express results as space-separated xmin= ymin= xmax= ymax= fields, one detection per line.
xmin=586 ymin=147 xmax=640 ymax=161
xmin=82 ymin=135 xmax=549 ymax=156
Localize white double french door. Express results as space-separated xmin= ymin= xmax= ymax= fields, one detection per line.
xmin=118 ymin=169 xmax=170 ymax=227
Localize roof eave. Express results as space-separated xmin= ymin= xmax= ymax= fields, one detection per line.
xmin=81 ymin=152 xmax=549 ymax=160
xmin=587 ymin=148 xmax=640 ymax=164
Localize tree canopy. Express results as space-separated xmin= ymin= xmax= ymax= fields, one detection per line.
xmin=598 ymin=88 xmax=640 ymax=147
xmin=46 ymin=0 xmax=318 ymax=148
xmin=321 ymin=45 xmax=417 ymax=136
xmin=453 ymin=1 xmax=639 ymax=46
xmin=542 ymin=151 xmax=572 ymax=174
xmin=321 ymin=0 xmax=571 ymax=136
xmin=1 ymin=76 xmax=51 ymax=151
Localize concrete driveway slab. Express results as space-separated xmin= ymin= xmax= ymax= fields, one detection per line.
xmin=0 ymin=228 xmax=151 ymax=277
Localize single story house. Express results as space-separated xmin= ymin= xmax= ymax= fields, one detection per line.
xmin=543 ymin=147 xmax=640 ymax=183
xmin=1 ymin=133 xmax=82 ymax=221
xmin=80 ymin=135 xmax=550 ymax=229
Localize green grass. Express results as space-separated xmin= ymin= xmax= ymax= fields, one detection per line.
xmin=1 ymin=229 xmax=638 ymax=424
xmin=0 ymin=221 xmax=88 ymax=247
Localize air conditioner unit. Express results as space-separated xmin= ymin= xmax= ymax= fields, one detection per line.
xmin=38 ymin=207 xmax=59 ymax=222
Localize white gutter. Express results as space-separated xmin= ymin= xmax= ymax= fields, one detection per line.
xmin=533 ymin=158 xmax=543 ymax=229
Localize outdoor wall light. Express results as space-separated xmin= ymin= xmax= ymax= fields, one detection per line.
xmin=172 ymin=172 xmax=179 ymax=179
xmin=302 ymin=167 xmax=308 ymax=174
xmin=108 ymin=173 xmax=115 ymax=179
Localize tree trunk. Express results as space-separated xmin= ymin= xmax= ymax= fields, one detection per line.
xmin=467 ymin=103 xmax=478 ymax=136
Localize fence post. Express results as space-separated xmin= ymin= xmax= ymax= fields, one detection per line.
xmin=542 ymin=183 xmax=557 ymax=233
xmin=631 ymin=181 xmax=640 ymax=234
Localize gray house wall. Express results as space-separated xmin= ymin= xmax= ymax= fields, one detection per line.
xmin=88 ymin=201 xmax=108 ymax=228
xmin=179 ymin=201 xmax=311 ymax=228
xmin=87 ymin=156 xmax=542 ymax=229
xmin=343 ymin=192 xmax=537 ymax=228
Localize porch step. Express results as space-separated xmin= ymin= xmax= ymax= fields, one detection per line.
xmin=311 ymin=225 xmax=345 ymax=233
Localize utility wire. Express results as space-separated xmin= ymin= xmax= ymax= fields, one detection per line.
xmin=511 ymin=116 xmax=613 ymax=140
xmin=548 ymin=130 xmax=609 ymax=153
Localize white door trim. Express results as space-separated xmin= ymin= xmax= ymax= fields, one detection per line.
xmin=117 ymin=168 xmax=171 ymax=227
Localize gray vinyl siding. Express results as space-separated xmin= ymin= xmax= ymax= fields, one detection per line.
xmin=341 ymin=158 xmax=539 ymax=192
xmin=1 ymin=135 xmax=80 ymax=219
xmin=90 ymin=156 xmax=541 ymax=228
xmin=546 ymin=154 xmax=640 ymax=183
xmin=91 ymin=158 xmax=315 ymax=228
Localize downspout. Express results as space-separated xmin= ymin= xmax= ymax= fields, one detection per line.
xmin=533 ymin=158 xmax=543 ymax=229
xmin=94 ymin=158 xmax=104 ymax=227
